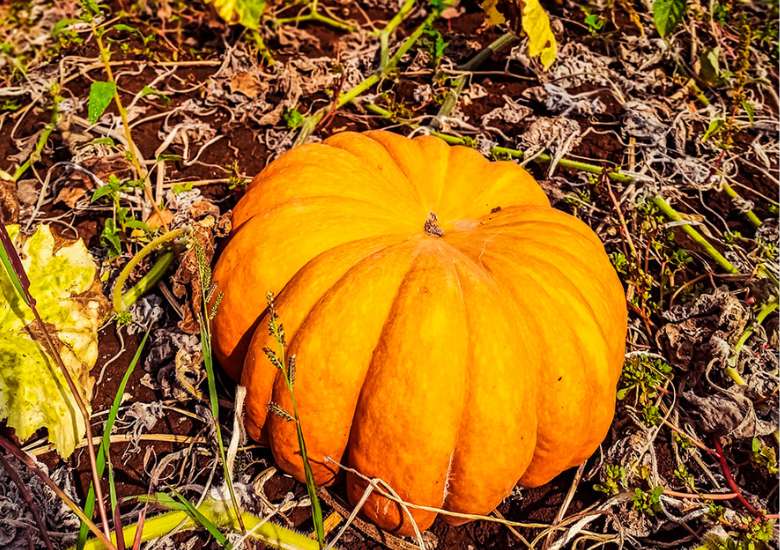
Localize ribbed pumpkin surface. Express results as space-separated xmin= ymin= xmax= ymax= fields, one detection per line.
xmin=212 ymin=130 xmax=627 ymax=534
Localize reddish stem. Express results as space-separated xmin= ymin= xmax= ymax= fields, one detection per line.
xmin=113 ymin=502 xmax=126 ymax=550
xmin=132 ymin=508 xmax=148 ymax=550
xmin=712 ymin=437 xmax=763 ymax=518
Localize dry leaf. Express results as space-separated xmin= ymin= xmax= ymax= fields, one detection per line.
xmin=145 ymin=209 xmax=174 ymax=230
xmin=0 ymin=180 xmax=19 ymax=223
xmin=230 ymin=71 xmax=263 ymax=98
xmin=54 ymin=186 xmax=87 ymax=208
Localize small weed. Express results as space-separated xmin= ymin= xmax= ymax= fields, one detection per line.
xmin=632 ymin=486 xmax=664 ymax=517
xmin=421 ymin=27 xmax=448 ymax=66
xmin=610 ymin=251 xmax=629 ymax=275
xmin=582 ymin=7 xmax=606 ymax=34
xmin=283 ymin=107 xmax=305 ymax=129
xmin=701 ymin=517 xmax=776 ymax=549
xmin=263 ymin=293 xmax=325 ymax=546
xmin=750 ymin=437 xmax=778 ymax=475
xmin=172 ymin=182 xmax=195 ymax=194
xmin=673 ymin=463 xmax=696 ymax=490
xmin=706 ymin=501 xmax=726 ymax=521
xmin=617 ymin=355 xmax=673 ymax=407
xmin=92 ymin=175 xmax=150 ymax=256
xmin=642 ymin=403 xmax=662 ymax=426
xmin=594 ymin=463 xmax=627 ymax=495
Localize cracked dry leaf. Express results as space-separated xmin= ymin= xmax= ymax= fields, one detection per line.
xmin=0 ymin=224 xmax=108 ymax=458
xmin=229 ymin=71 xmax=263 ymax=98
xmin=683 ymin=387 xmax=775 ymax=439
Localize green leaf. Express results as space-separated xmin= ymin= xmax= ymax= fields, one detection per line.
xmin=90 ymin=136 xmax=115 ymax=146
xmin=123 ymin=218 xmax=151 ymax=231
xmin=140 ymin=85 xmax=171 ymax=103
xmin=283 ymin=108 xmax=305 ymax=129
xmin=741 ymin=99 xmax=755 ymax=123
xmin=700 ymin=47 xmax=721 ymax=83
xmin=522 ymin=0 xmax=558 ymax=69
xmin=112 ymin=23 xmax=137 ymax=33
xmin=51 ymin=18 xmax=78 ymax=38
xmin=81 ymin=0 xmax=103 ymax=18
xmin=207 ymin=0 xmax=266 ymax=30
xmin=584 ymin=13 xmax=605 ymax=32
xmin=653 ymin=0 xmax=686 ymax=38
xmin=100 ymin=218 xmax=122 ymax=256
xmin=0 ymin=225 xmax=108 ymax=457
xmin=87 ymin=80 xmax=116 ymax=124
xmin=702 ymin=118 xmax=724 ymax=142
xmin=171 ymin=492 xmax=229 ymax=546
xmin=172 ymin=182 xmax=194 ymax=194
xmin=91 ymin=184 xmax=115 ymax=202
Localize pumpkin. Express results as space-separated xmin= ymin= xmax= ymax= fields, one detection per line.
xmin=212 ymin=130 xmax=627 ymax=535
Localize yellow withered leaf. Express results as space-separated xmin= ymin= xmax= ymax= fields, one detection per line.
xmin=522 ymin=0 xmax=557 ymax=69
xmin=208 ymin=0 xmax=265 ymax=29
xmin=0 ymin=225 xmax=108 ymax=457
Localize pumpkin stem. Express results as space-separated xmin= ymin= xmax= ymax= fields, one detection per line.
xmin=423 ymin=212 xmax=444 ymax=237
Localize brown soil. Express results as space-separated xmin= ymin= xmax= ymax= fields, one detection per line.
xmin=1 ymin=0 xmax=777 ymax=548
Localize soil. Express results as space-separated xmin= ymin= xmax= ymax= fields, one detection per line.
xmin=1 ymin=0 xmax=778 ymax=548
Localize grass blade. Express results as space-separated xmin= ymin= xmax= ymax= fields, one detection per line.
xmin=79 ymin=495 xmax=320 ymax=550
xmin=0 ymin=224 xmax=32 ymax=305
xmin=77 ymin=331 xmax=150 ymax=549
xmin=171 ymin=492 xmax=230 ymax=546
xmin=194 ymin=241 xmax=245 ymax=531
xmin=265 ymin=294 xmax=325 ymax=547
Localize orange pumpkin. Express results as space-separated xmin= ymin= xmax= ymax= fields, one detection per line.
xmin=212 ymin=130 xmax=627 ymax=535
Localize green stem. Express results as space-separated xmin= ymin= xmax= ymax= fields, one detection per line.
xmin=339 ymin=10 xmax=436 ymax=108
xmin=92 ymin=25 xmax=166 ymax=226
xmin=78 ymin=500 xmax=320 ymax=550
xmin=436 ymin=31 xmax=518 ymax=120
xmin=12 ymin=104 xmax=58 ymax=182
xmin=112 ymin=228 xmax=187 ymax=314
xmin=721 ymin=181 xmax=762 ymax=228
xmin=652 ymin=196 xmax=739 ymax=274
xmin=463 ymin=31 xmax=518 ymax=71
xmin=727 ymin=298 xmax=779 ymax=385
xmin=377 ymin=0 xmax=415 ymax=68
xmin=296 ymin=6 xmax=440 ymax=143
xmin=119 ymin=251 xmax=174 ymax=311
xmin=363 ymin=102 xmax=394 ymax=118
xmin=274 ymin=0 xmax=355 ymax=32
xmin=724 ymin=366 xmax=747 ymax=386
xmin=249 ymin=30 xmax=275 ymax=65
xmin=267 ymin=300 xmax=324 ymax=546
xmin=196 ymin=248 xmax=246 ymax=535
xmin=495 ymin=146 xmax=636 ymax=183
xmin=432 ymin=132 xmax=636 ymax=184
xmin=276 ymin=11 xmax=355 ymax=32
